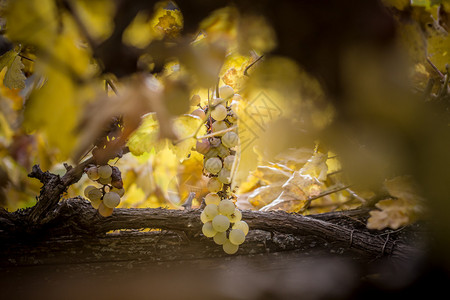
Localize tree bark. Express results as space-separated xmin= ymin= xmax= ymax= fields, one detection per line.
xmin=0 ymin=198 xmax=424 ymax=270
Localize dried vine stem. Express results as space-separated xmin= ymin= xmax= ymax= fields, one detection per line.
xmin=27 ymin=147 xmax=129 ymax=224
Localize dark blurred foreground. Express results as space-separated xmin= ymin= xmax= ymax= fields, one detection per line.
xmin=1 ymin=249 xmax=448 ymax=300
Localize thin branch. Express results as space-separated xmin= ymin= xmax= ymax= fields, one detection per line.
xmin=427 ymin=57 xmax=445 ymax=80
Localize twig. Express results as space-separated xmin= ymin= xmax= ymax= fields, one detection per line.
xmin=244 ymin=55 xmax=264 ymax=76
xmin=427 ymin=57 xmax=445 ymax=79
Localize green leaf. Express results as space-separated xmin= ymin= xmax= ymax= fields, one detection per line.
xmin=0 ymin=50 xmax=26 ymax=89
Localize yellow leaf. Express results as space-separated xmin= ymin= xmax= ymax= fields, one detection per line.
xmin=247 ymin=183 xmax=283 ymax=209
xmin=24 ymin=69 xmax=77 ymax=158
xmin=367 ymin=176 xmax=426 ymax=230
xmin=0 ymin=50 xmax=26 ymax=89
xmin=6 ymin=0 xmax=57 ymax=49
xmin=73 ymin=0 xmax=115 ymax=42
xmin=170 ymin=114 xmax=206 ymax=161
xmin=259 ymin=171 xmax=322 ymax=212
xmin=127 ymin=113 xmax=160 ymax=156
xmin=299 ymin=152 xmax=328 ymax=182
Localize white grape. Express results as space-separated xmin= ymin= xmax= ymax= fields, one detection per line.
xmin=207 ymin=178 xmax=223 ymax=193
xmin=229 ymin=229 xmax=245 ymax=245
xmin=204 ymin=157 xmax=222 ymax=174
xmin=205 ymin=193 xmax=221 ymax=205
xmin=228 ymin=209 xmax=242 ymax=223
xmin=103 ymin=191 xmax=121 ymax=208
xmin=213 ymin=231 xmax=228 ymax=245
xmin=233 ymin=220 xmax=249 ymax=235
xmin=86 ymin=166 xmax=100 ymax=180
xmin=221 ymin=131 xmax=238 ymax=148
xmin=196 ymin=139 xmax=211 ymax=154
xmin=98 ymin=202 xmax=113 ymax=217
xmin=218 ymin=168 xmax=231 ymax=184
xmin=211 ymin=104 xmax=227 ymax=121
xmin=218 ymin=199 xmax=235 ymax=215
xmin=90 ymin=199 xmax=102 ymax=209
xmin=200 ymin=210 xmax=210 ymax=223
xmin=191 ymin=108 xmax=206 ymax=119
xmin=87 ymin=188 xmax=103 ymax=201
xmin=204 ymin=147 xmax=219 ymax=159
xmin=223 ymin=155 xmax=235 ymax=170
xmin=84 ymin=185 xmax=97 ymax=198
xmin=98 ymin=176 xmax=112 ymax=185
xmin=212 ymin=215 xmax=230 ymax=232
xmin=211 ymin=97 xmax=223 ymax=106
xmin=209 ymin=137 xmax=221 ymax=147
xmin=203 ymin=203 xmax=219 ymax=220
xmin=223 ymin=240 xmax=239 ymax=254
xmin=211 ymin=121 xmax=228 ymax=135
xmin=98 ymin=165 xmax=112 ymax=178
xmin=202 ymin=221 xmax=217 ymax=237
xmin=219 ymin=85 xmax=234 ymax=99
xmin=216 ymin=145 xmax=230 ymax=158
xmin=190 ymin=94 xmax=201 ymax=106
xmin=111 ymin=187 xmax=125 ymax=197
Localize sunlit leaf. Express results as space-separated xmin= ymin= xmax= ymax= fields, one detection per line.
xmin=0 ymin=50 xmax=26 ymax=89
xmin=170 ymin=114 xmax=206 ymax=161
xmin=367 ymin=176 xmax=427 ymax=230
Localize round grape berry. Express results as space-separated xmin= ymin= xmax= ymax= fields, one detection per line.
xmin=190 ymin=94 xmax=201 ymax=106
xmin=111 ymin=187 xmax=125 ymax=197
xmin=207 ymin=178 xmax=223 ymax=193
xmin=203 ymin=203 xmax=219 ymax=220
xmin=98 ymin=202 xmax=113 ymax=217
xmin=205 ymin=193 xmax=221 ymax=205
xmin=211 ymin=104 xmax=227 ymax=121
xmin=200 ymin=210 xmax=209 ymax=223
xmin=216 ymin=145 xmax=230 ymax=158
xmin=204 ymin=157 xmax=222 ymax=174
xmin=202 ymin=221 xmax=217 ymax=237
xmin=212 ymin=215 xmax=230 ymax=232
xmin=233 ymin=220 xmax=249 ymax=235
xmin=98 ymin=176 xmax=112 ymax=185
xmin=84 ymin=185 xmax=97 ymax=198
xmin=103 ymin=192 xmax=121 ymax=208
xmin=211 ymin=121 xmax=228 ymax=135
xmin=219 ymin=85 xmax=234 ymax=99
xmin=196 ymin=139 xmax=210 ymax=154
xmin=228 ymin=209 xmax=242 ymax=223
xmin=211 ymin=97 xmax=223 ymax=106
xmin=221 ymin=131 xmax=239 ymax=148
xmin=204 ymin=147 xmax=219 ymax=159
xmin=229 ymin=229 xmax=245 ymax=245
xmin=222 ymin=240 xmax=239 ymax=254
xmin=98 ymin=165 xmax=112 ymax=179
xmin=218 ymin=199 xmax=235 ymax=215
xmin=209 ymin=137 xmax=221 ymax=148
xmin=218 ymin=168 xmax=231 ymax=184
xmin=90 ymin=199 xmax=102 ymax=209
xmin=223 ymin=155 xmax=235 ymax=170
xmin=213 ymin=231 xmax=228 ymax=245
xmin=86 ymin=166 xmax=100 ymax=180
xmin=87 ymin=188 xmax=103 ymax=201
xmin=191 ymin=108 xmax=206 ymax=119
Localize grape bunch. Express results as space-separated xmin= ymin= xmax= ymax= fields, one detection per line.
xmin=83 ymin=164 xmax=125 ymax=217
xmin=192 ymin=85 xmax=249 ymax=254
xmin=200 ymin=191 xmax=249 ymax=254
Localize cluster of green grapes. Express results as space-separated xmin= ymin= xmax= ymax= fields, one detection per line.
xmin=83 ymin=164 xmax=125 ymax=217
xmin=191 ymin=85 xmax=249 ymax=254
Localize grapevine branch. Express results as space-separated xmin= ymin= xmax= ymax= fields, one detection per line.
xmin=26 ymin=148 xmax=128 ymax=225
xmin=0 ymin=198 xmax=422 ymax=269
